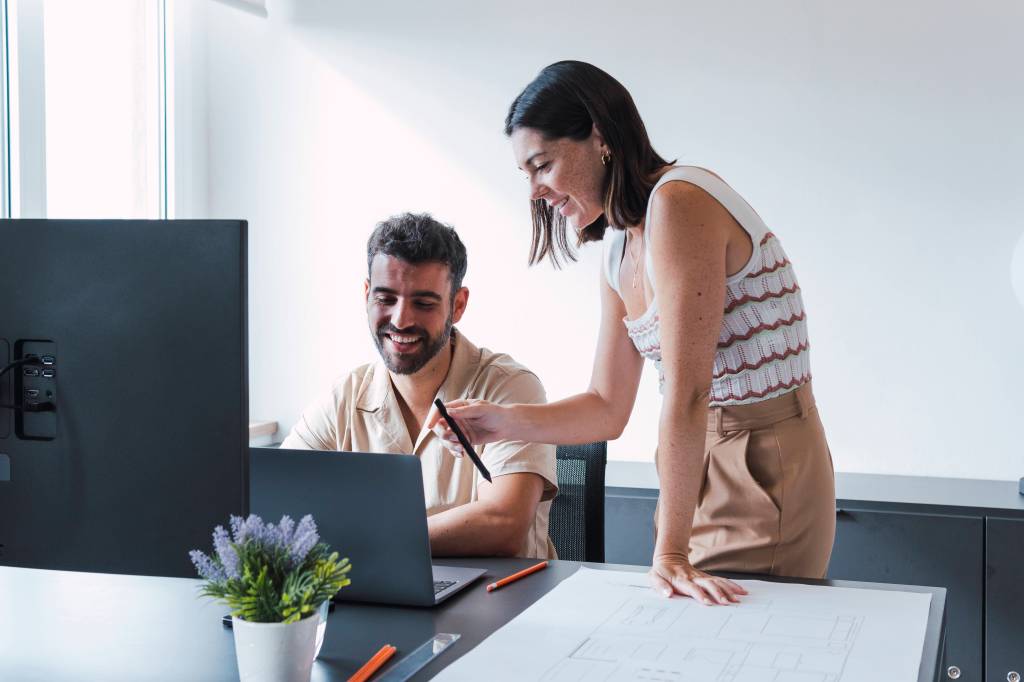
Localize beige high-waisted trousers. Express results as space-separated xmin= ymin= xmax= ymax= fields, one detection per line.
xmin=657 ymin=381 xmax=836 ymax=579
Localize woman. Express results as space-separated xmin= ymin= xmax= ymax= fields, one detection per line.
xmin=433 ymin=61 xmax=835 ymax=605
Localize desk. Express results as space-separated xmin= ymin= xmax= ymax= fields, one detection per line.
xmin=0 ymin=558 xmax=946 ymax=681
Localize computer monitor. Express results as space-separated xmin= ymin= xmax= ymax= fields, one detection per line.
xmin=0 ymin=219 xmax=248 ymax=577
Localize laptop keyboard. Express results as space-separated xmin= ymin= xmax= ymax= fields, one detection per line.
xmin=433 ymin=580 xmax=457 ymax=595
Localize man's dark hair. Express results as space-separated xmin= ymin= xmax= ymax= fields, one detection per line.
xmin=505 ymin=61 xmax=673 ymax=267
xmin=366 ymin=212 xmax=468 ymax=296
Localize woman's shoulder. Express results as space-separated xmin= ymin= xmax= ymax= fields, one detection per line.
xmin=643 ymin=166 xmax=754 ymax=258
xmin=651 ymin=165 xmax=727 ymax=197
xmin=647 ymin=165 xmax=762 ymax=234
xmin=648 ymin=167 xmax=728 ymax=216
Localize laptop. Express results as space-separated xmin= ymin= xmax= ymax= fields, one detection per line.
xmin=249 ymin=447 xmax=486 ymax=607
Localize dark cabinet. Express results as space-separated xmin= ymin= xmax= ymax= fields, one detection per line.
xmin=986 ymin=517 xmax=1024 ymax=682
xmin=605 ymin=488 xmax=656 ymax=565
xmin=827 ymin=509 xmax=983 ymax=681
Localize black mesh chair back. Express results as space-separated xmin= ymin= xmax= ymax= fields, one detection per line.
xmin=549 ymin=442 xmax=607 ymax=563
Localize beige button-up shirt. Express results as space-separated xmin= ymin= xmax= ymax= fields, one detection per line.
xmin=281 ymin=330 xmax=558 ymax=559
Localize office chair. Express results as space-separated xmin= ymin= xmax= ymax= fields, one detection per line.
xmin=549 ymin=442 xmax=607 ymax=563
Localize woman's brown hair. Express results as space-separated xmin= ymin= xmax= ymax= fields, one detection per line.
xmin=505 ymin=61 xmax=673 ymax=267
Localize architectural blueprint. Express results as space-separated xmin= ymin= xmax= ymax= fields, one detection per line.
xmin=434 ymin=567 xmax=932 ymax=682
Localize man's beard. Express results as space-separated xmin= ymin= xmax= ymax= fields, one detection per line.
xmin=372 ymin=314 xmax=453 ymax=375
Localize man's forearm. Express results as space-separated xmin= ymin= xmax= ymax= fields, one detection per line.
xmin=427 ymin=502 xmax=528 ymax=557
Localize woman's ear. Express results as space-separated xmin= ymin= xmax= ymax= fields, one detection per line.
xmin=591 ymin=122 xmax=608 ymax=153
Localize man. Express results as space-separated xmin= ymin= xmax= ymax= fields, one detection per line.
xmin=282 ymin=212 xmax=557 ymax=559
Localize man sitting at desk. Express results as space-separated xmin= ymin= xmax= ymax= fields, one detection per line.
xmin=282 ymin=212 xmax=558 ymax=559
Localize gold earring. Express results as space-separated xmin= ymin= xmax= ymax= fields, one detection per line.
xmin=601 ymin=151 xmax=611 ymax=166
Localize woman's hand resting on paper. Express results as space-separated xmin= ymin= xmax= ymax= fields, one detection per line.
xmin=649 ymin=553 xmax=748 ymax=605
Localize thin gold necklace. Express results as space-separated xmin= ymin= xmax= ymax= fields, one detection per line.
xmin=628 ymin=232 xmax=643 ymax=289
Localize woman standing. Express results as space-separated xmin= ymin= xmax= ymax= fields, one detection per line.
xmin=434 ymin=61 xmax=835 ymax=605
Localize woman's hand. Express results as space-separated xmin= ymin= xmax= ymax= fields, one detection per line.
xmin=649 ymin=553 xmax=748 ymax=605
xmin=427 ymin=399 xmax=513 ymax=455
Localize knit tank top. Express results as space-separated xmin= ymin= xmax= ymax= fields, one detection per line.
xmin=603 ymin=166 xmax=811 ymax=406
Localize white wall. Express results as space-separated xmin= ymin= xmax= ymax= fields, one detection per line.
xmin=191 ymin=0 xmax=1024 ymax=481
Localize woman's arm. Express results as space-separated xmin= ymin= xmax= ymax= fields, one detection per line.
xmin=432 ymin=266 xmax=644 ymax=446
xmin=509 ymin=267 xmax=645 ymax=444
xmin=646 ymin=180 xmax=748 ymax=605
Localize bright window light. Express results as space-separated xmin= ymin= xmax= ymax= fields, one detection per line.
xmin=0 ymin=0 xmax=11 ymax=218
xmin=42 ymin=0 xmax=162 ymax=219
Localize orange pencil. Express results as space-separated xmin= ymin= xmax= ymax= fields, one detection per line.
xmin=347 ymin=644 xmax=397 ymax=682
xmin=486 ymin=560 xmax=549 ymax=592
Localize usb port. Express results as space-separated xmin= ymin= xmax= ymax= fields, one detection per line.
xmin=41 ymin=369 xmax=55 ymax=378
xmin=40 ymin=356 xmax=56 ymax=366
xmin=24 ymin=389 xmax=39 ymax=398
xmin=23 ymin=368 xmax=40 ymax=377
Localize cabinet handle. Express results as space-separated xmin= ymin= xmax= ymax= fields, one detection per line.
xmin=947 ymin=665 xmax=960 ymax=679
xmin=1008 ymin=672 xmax=1020 ymax=682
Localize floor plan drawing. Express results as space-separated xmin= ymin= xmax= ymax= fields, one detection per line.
xmin=541 ymin=591 xmax=863 ymax=681
xmin=434 ymin=568 xmax=932 ymax=682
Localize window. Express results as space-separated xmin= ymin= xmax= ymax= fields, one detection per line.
xmin=0 ymin=0 xmax=11 ymax=217
xmin=1 ymin=0 xmax=169 ymax=220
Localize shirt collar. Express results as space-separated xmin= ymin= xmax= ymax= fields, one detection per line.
xmin=355 ymin=327 xmax=482 ymax=413
xmin=435 ymin=328 xmax=482 ymax=403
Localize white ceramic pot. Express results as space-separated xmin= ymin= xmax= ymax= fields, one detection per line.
xmin=232 ymin=611 xmax=319 ymax=682
xmin=313 ymin=600 xmax=330 ymax=660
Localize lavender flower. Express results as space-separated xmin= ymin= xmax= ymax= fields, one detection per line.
xmin=231 ymin=514 xmax=267 ymax=545
xmin=189 ymin=549 xmax=226 ymax=583
xmin=289 ymin=515 xmax=320 ymax=566
xmin=212 ymin=525 xmax=241 ymax=580
xmin=229 ymin=514 xmax=246 ymax=542
xmin=195 ymin=514 xmax=321 ymax=577
xmin=262 ymin=515 xmax=291 ymax=550
xmin=275 ymin=515 xmax=296 ymax=548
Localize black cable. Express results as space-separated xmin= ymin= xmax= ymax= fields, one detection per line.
xmin=0 ymin=357 xmax=43 ymax=379
xmin=1 ymin=358 xmax=52 ymax=412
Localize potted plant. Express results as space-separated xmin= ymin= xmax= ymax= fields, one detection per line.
xmin=190 ymin=514 xmax=352 ymax=682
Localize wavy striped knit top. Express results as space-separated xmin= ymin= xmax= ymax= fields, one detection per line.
xmin=603 ymin=166 xmax=811 ymax=406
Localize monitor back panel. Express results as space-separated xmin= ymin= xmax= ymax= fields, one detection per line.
xmin=0 ymin=219 xmax=248 ymax=577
